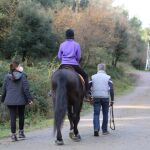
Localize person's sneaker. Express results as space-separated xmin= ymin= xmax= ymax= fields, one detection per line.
xmin=102 ymin=131 xmax=110 ymax=135
xmin=94 ymin=131 xmax=99 ymax=136
xmin=19 ymin=130 xmax=26 ymax=139
xmin=11 ymin=133 xmax=18 ymax=142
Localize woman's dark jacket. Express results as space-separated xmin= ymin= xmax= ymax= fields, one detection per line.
xmin=1 ymin=72 xmax=32 ymax=105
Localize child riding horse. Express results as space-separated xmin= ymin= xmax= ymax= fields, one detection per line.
xmin=58 ymin=29 xmax=89 ymax=98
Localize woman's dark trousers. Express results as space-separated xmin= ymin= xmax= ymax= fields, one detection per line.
xmin=8 ymin=105 xmax=25 ymax=133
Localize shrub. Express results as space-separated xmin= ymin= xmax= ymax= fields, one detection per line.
xmin=0 ymin=61 xmax=10 ymax=123
xmin=131 ymin=58 xmax=145 ymax=70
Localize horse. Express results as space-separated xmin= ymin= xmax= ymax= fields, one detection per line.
xmin=51 ymin=68 xmax=84 ymax=145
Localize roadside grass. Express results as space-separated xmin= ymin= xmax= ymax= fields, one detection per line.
xmin=114 ymin=76 xmax=134 ymax=96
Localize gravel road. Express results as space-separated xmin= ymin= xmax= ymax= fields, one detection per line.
xmin=0 ymin=71 xmax=150 ymax=150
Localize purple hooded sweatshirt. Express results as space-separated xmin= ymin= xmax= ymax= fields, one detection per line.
xmin=58 ymin=39 xmax=81 ymax=65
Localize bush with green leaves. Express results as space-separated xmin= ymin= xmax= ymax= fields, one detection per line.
xmin=4 ymin=0 xmax=57 ymax=61
xmin=131 ymin=58 xmax=145 ymax=70
xmin=0 ymin=61 xmax=10 ymax=123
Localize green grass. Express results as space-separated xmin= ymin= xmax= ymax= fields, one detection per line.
xmin=114 ymin=76 xmax=134 ymax=96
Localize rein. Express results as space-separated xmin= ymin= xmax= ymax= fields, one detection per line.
xmin=110 ymin=105 xmax=115 ymax=130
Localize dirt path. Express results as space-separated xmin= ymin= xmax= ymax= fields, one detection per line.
xmin=1 ymin=71 xmax=150 ymax=150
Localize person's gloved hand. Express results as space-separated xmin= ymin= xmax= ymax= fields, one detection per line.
xmin=110 ymin=101 xmax=114 ymax=106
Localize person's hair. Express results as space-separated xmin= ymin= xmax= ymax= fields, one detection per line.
xmin=66 ymin=29 xmax=74 ymax=39
xmin=12 ymin=60 xmax=20 ymax=66
xmin=97 ymin=63 xmax=106 ymax=71
xmin=10 ymin=60 xmax=20 ymax=71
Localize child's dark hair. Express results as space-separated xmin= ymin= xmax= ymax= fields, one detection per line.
xmin=66 ymin=29 xmax=74 ymax=39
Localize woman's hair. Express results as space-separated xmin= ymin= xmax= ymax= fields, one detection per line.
xmin=12 ymin=60 xmax=20 ymax=66
xmin=66 ymin=29 xmax=74 ymax=39
xmin=10 ymin=60 xmax=20 ymax=71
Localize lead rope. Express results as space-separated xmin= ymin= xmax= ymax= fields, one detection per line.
xmin=110 ymin=105 xmax=115 ymax=130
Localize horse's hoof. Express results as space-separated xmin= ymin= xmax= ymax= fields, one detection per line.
xmin=69 ymin=131 xmax=74 ymax=139
xmin=55 ymin=140 xmax=64 ymax=145
xmin=72 ymin=134 xmax=81 ymax=142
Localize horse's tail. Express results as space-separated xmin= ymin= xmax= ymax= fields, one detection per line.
xmin=54 ymin=75 xmax=67 ymax=134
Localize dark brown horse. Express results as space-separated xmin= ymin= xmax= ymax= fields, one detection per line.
xmin=51 ymin=68 xmax=84 ymax=145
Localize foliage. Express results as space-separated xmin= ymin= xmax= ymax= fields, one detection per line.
xmin=0 ymin=0 xmax=148 ymax=68
xmin=1 ymin=0 xmax=57 ymax=60
xmin=80 ymin=0 xmax=89 ymax=8
xmin=131 ymin=58 xmax=145 ymax=70
xmin=111 ymin=19 xmax=128 ymax=67
xmin=104 ymin=7 xmax=129 ymax=67
xmin=0 ymin=0 xmax=18 ymax=57
xmin=128 ymin=17 xmax=147 ymax=69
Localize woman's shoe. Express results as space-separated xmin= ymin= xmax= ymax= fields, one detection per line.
xmin=19 ymin=130 xmax=26 ymax=139
xmin=11 ymin=133 xmax=18 ymax=142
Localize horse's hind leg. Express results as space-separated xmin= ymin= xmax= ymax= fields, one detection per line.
xmin=55 ymin=128 xmax=64 ymax=145
xmin=68 ymin=105 xmax=74 ymax=130
xmin=72 ymin=105 xmax=81 ymax=142
xmin=68 ymin=105 xmax=74 ymax=139
xmin=74 ymin=111 xmax=80 ymax=135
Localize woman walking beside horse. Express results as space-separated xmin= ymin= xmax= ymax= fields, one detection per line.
xmin=1 ymin=61 xmax=33 ymax=142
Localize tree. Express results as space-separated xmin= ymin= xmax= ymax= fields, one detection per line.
xmin=129 ymin=17 xmax=142 ymax=30
xmin=128 ymin=17 xmax=147 ymax=69
xmin=111 ymin=21 xmax=128 ymax=67
xmin=80 ymin=0 xmax=89 ymax=8
xmin=4 ymin=0 xmax=56 ymax=61
xmin=0 ymin=0 xmax=18 ymax=58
